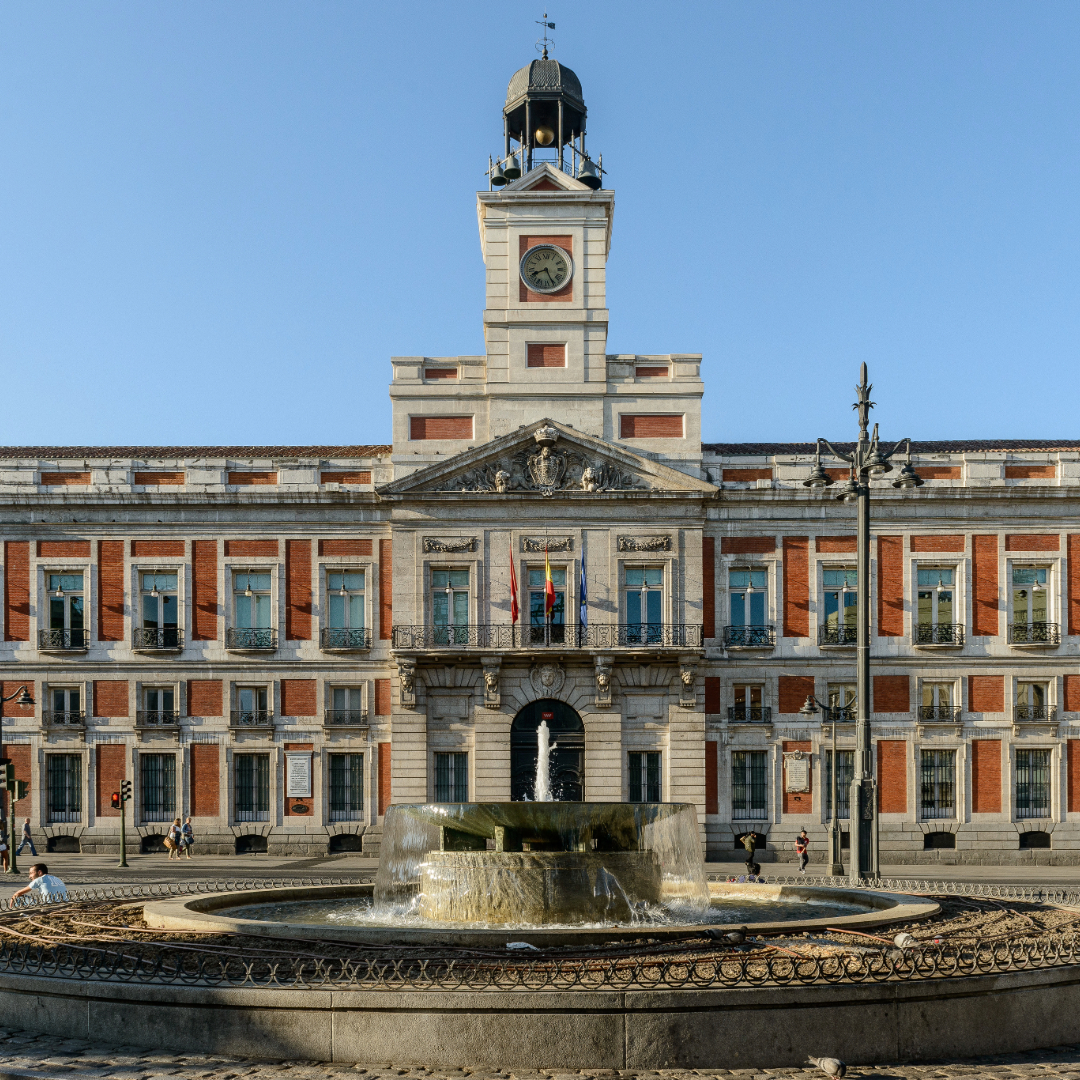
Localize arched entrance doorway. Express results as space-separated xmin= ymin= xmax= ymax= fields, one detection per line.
xmin=510 ymin=699 xmax=584 ymax=802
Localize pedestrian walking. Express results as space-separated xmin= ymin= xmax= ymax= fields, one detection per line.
xmin=180 ymin=817 xmax=194 ymax=860
xmin=0 ymin=823 xmax=9 ymax=872
xmin=739 ymin=831 xmax=761 ymax=877
xmin=795 ymin=829 xmax=810 ymax=873
xmin=15 ymin=819 xmax=37 ymax=857
xmin=8 ymin=863 xmax=67 ymax=907
xmin=164 ymin=818 xmax=183 ymax=860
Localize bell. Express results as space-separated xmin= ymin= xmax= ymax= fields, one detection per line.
xmin=535 ymin=125 xmax=555 ymax=147
xmin=490 ymin=162 xmax=507 ymax=187
xmin=577 ymin=157 xmax=601 ymax=190
xmin=503 ymin=154 xmax=522 ymax=181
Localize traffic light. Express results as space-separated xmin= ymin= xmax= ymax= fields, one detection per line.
xmin=1 ymin=762 xmax=13 ymax=787
xmin=120 ymin=780 xmax=132 ymax=802
xmin=111 ymin=791 xmax=121 ymax=810
xmin=12 ymin=781 xmax=27 ymax=802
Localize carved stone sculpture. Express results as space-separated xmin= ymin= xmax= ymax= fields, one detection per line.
xmin=530 ymin=662 xmax=565 ymax=697
xmin=482 ymin=659 xmax=501 ymax=710
xmin=521 ymin=536 xmax=573 ymax=553
xmin=594 ymin=656 xmax=613 ymax=708
xmin=494 ymin=469 xmax=510 ymax=493
xmin=398 ymin=660 xmax=417 ymax=709
xmin=678 ymin=659 xmax=697 ymax=709
xmin=580 ymin=466 xmax=597 ymax=492
xmin=618 ymin=535 xmax=672 ymax=553
xmin=423 ymin=537 xmax=477 ymax=553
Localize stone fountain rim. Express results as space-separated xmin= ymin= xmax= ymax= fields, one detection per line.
xmin=142 ymin=882 xmax=940 ymax=948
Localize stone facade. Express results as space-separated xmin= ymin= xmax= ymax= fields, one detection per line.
xmin=1 ymin=60 xmax=1078 ymax=863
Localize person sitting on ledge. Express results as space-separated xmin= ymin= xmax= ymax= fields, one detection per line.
xmin=8 ymin=863 xmax=68 ymax=907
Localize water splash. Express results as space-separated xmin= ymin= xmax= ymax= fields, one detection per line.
xmin=534 ymin=720 xmax=556 ymax=802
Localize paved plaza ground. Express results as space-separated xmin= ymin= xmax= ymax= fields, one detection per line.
xmin=0 ymin=1027 xmax=1079 ymax=1080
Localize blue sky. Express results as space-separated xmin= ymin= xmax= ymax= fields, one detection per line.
xmin=1 ymin=2 xmax=1078 ymax=447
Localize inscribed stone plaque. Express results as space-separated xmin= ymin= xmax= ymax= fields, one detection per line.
xmin=285 ymin=753 xmax=312 ymax=798
xmin=785 ymin=754 xmax=810 ymax=793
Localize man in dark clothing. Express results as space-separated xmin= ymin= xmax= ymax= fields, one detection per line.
xmin=740 ymin=832 xmax=761 ymax=876
xmin=795 ymin=829 xmax=810 ymax=873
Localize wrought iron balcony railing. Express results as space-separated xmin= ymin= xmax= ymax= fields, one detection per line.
xmin=136 ymin=710 xmax=180 ymax=727
xmin=43 ymin=710 xmax=85 ymax=728
xmin=1015 ymin=704 xmax=1057 ymax=722
xmin=914 ymin=623 xmax=965 ymax=646
xmin=1009 ymin=622 xmax=1061 ymax=645
xmin=230 ymin=710 xmax=274 ymax=728
xmin=723 ymin=625 xmax=776 ymax=648
xmin=824 ymin=706 xmax=856 ymax=723
xmin=133 ymin=628 xmax=184 ymax=650
xmin=320 ymin=628 xmax=373 ymax=651
xmin=225 ymin=628 xmax=278 ymax=651
xmin=391 ymin=624 xmax=704 ymax=650
xmin=324 ymin=709 xmax=369 ymax=727
xmin=818 ymin=625 xmax=857 ymax=646
xmin=918 ymin=705 xmax=963 ymax=722
xmin=37 ymin=628 xmax=87 ymax=650
xmin=727 ymin=706 xmax=772 ymax=724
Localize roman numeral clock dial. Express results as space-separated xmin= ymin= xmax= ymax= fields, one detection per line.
xmin=520 ymin=244 xmax=573 ymax=294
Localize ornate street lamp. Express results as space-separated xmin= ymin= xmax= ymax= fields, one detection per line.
xmin=802 ymin=364 xmax=922 ymax=880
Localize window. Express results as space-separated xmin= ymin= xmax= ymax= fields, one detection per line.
xmin=727 ymin=569 xmax=769 ymax=645
xmin=235 ymin=574 xmax=274 ymax=639
xmin=1011 ymin=567 xmax=1055 ymax=642
xmin=327 ymin=571 xmax=365 ymax=638
xmin=731 ymin=751 xmax=767 ymax=820
xmin=1016 ymin=749 xmax=1051 ymax=819
xmin=142 ymin=687 xmax=176 ymax=726
xmin=822 ymin=568 xmax=857 ymax=644
xmin=824 ymin=750 xmax=854 ymax=819
xmin=47 ymin=755 xmax=81 ymax=823
xmin=235 ymin=753 xmax=270 ymax=822
xmin=625 ymin=566 xmax=662 ymax=643
xmin=329 ymin=753 xmax=364 ymax=821
xmin=434 ymin=752 xmax=468 ymax=802
xmin=49 ymin=686 xmax=82 ymax=726
xmin=920 ymin=750 xmax=955 ymax=820
xmin=141 ymin=754 xmax=176 ymax=823
xmin=628 ymin=751 xmax=661 ymax=803
xmin=432 ymin=569 xmax=469 ymax=644
xmin=916 ymin=568 xmax=957 ymax=644
xmin=46 ymin=573 xmax=85 ymax=647
xmin=528 ymin=566 xmax=566 ymax=644
xmin=731 ymin=684 xmax=766 ymax=722
xmin=1017 ymin=681 xmax=1051 ymax=721
xmin=920 ymin=682 xmax=954 ymax=721
xmin=139 ymin=572 xmax=180 ymax=648
xmin=327 ymin=686 xmax=366 ymax=725
xmin=235 ymin=686 xmax=270 ymax=726
xmin=827 ymin=683 xmax=856 ymax=722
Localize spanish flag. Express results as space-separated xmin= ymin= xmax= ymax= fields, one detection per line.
xmin=544 ymin=544 xmax=556 ymax=617
xmin=509 ymin=537 xmax=519 ymax=624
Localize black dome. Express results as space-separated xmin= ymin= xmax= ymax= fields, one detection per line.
xmin=505 ymin=59 xmax=584 ymax=109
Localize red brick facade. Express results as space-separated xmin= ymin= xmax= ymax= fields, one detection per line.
xmin=526 ymin=343 xmax=567 ymax=368
xmin=721 ymin=536 xmax=775 ymax=554
xmin=285 ymin=539 xmax=312 ymax=640
xmin=188 ymin=680 xmax=222 ymax=717
xmin=873 ymin=675 xmax=910 ymax=713
xmin=702 ymin=537 xmax=714 ymax=639
xmin=782 ymin=537 xmax=809 ymax=637
xmin=280 ymin=679 xmax=317 ymax=717
xmin=972 ymin=535 xmax=999 ymax=636
xmin=97 ymin=540 xmax=125 ymax=641
xmin=223 ymin=539 xmax=278 ymax=557
xmin=969 ymin=675 xmax=1004 ymax=714
xmin=318 ymin=539 xmax=372 ymax=556
xmin=910 ymin=535 xmax=964 ymax=552
xmin=3 ymin=541 xmax=28 ymax=642
xmin=379 ymin=540 xmax=393 ymax=640
xmin=192 ymin=540 xmax=217 ymax=641
xmin=619 ymin=415 xmax=684 ymax=439
xmin=190 ymin=744 xmax=219 ymax=817
xmin=375 ymin=679 xmax=391 ymax=717
xmin=96 ymin=744 xmax=126 ymax=817
xmin=93 ymin=681 xmax=128 ymax=718
xmin=816 ymin=536 xmax=856 ymax=553
xmin=378 ymin=743 xmax=391 ymax=816
xmin=131 ymin=540 xmax=184 ymax=557
xmin=704 ymin=677 xmax=721 ymax=715
xmin=3 ymin=746 xmax=31 ymax=816
xmin=876 ymin=536 xmax=904 ymax=636
xmin=38 ymin=540 xmax=90 ymax=557
xmin=972 ymin=741 xmax=1002 ymax=813
xmin=779 ymin=675 xmax=814 ymax=715
xmin=1005 ymin=534 xmax=1059 ymax=551
xmin=705 ymin=741 xmax=718 ymax=815
xmin=877 ymin=741 xmax=907 ymax=813
xmin=782 ymin=740 xmax=812 ymax=815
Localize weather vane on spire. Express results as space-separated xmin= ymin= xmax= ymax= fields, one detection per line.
xmin=535 ymin=12 xmax=555 ymax=58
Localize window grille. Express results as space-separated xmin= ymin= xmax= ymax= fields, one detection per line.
xmin=434 ymin=752 xmax=468 ymax=803
xmin=141 ymin=754 xmax=176 ymax=823
xmin=628 ymin=752 xmax=661 ymax=803
xmin=920 ymin=749 xmax=955 ymax=820
xmin=47 ymin=754 xmax=82 ymax=823
xmin=731 ymin=751 xmax=767 ymax=820
xmin=1016 ymin=749 xmax=1050 ymax=819
xmin=235 ymin=753 xmax=270 ymax=822
xmin=329 ymin=753 xmax=364 ymax=822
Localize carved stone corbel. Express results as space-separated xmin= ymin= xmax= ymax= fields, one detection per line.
xmin=397 ymin=659 xmax=417 ymax=709
xmin=594 ymin=655 xmax=613 ymax=709
xmin=482 ymin=657 xmax=502 ymax=710
xmin=678 ymin=658 xmax=698 ymax=709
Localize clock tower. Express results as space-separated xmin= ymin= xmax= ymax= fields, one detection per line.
xmin=390 ymin=56 xmax=703 ymax=477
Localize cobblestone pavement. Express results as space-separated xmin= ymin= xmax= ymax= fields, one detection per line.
xmin=1 ymin=1028 xmax=1080 ymax=1080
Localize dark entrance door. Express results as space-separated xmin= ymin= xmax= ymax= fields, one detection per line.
xmin=510 ymin=699 xmax=584 ymax=802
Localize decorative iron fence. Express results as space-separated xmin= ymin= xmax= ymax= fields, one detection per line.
xmin=818 ymin=626 xmax=857 ymax=646
xmin=1015 ymin=705 xmax=1057 ymax=722
xmin=37 ymin=629 xmax=87 ymax=650
xmin=324 ymin=710 xmax=369 ymax=727
xmin=727 ymin=706 xmax=772 ymax=724
xmin=1009 ymin=622 xmax=1060 ymax=645
xmin=136 ymin=710 xmax=180 ymax=728
xmin=42 ymin=710 xmax=85 ymax=728
xmin=133 ymin=628 xmax=184 ymax=650
xmin=918 ymin=705 xmax=963 ymax=721
xmin=391 ymin=624 xmax=703 ymax=649
xmin=723 ymin=625 xmax=776 ymax=648
xmin=320 ymin=628 xmax=372 ymax=650
xmin=229 ymin=710 xmax=274 ymax=728
xmin=225 ymin=628 xmax=278 ymax=650
xmin=914 ymin=624 xmax=965 ymax=646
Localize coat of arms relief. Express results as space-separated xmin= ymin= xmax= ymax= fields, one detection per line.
xmin=435 ymin=425 xmax=647 ymax=496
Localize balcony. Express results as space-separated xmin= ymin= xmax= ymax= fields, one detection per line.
xmin=225 ymin=628 xmax=278 ymax=651
xmin=391 ymin=624 xmax=704 ymax=651
xmin=37 ymin=628 xmax=88 ymax=652
xmin=818 ymin=625 xmax=857 ymax=647
xmin=230 ymin=710 xmax=274 ymax=729
xmin=727 ymin=706 xmax=772 ymax=724
xmin=1009 ymin=622 xmax=1060 ymax=646
xmin=919 ymin=705 xmax=963 ymax=722
xmin=324 ymin=709 xmax=369 ymax=728
xmin=136 ymin=710 xmax=180 ymax=729
xmin=320 ymin=627 xmax=373 ymax=651
xmin=42 ymin=710 xmax=85 ymax=729
xmin=914 ymin=623 xmax=965 ymax=647
xmin=723 ymin=625 xmax=776 ymax=649
xmin=1015 ymin=705 xmax=1057 ymax=723
xmin=133 ymin=628 xmax=184 ymax=652
xmin=824 ymin=706 xmax=856 ymax=723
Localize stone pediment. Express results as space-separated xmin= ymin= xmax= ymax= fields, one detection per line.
xmin=379 ymin=420 xmax=716 ymax=498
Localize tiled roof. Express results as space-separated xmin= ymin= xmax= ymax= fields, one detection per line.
xmin=0 ymin=445 xmax=393 ymax=460
xmin=701 ymin=439 xmax=1080 ymax=456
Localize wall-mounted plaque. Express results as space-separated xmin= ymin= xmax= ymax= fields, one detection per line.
xmin=285 ymin=752 xmax=312 ymax=798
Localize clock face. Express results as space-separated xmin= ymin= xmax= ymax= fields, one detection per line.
xmin=520 ymin=244 xmax=573 ymax=294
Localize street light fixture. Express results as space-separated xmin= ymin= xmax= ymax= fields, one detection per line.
xmin=800 ymin=695 xmax=846 ymax=877
xmin=802 ymin=363 xmax=923 ymax=881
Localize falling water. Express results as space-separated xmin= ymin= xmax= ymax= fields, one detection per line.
xmin=534 ymin=720 xmax=555 ymax=801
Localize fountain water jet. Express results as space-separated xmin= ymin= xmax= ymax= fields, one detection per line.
xmin=534 ymin=721 xmax=555 ymax=801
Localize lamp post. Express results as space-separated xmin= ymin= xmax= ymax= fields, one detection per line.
xmin=0 ymin=685 xmax=35 ymax=875
xmin=799 ymin=695 xmax=845 ymax=876
xmin=803 ymin=364 xmax=922 ymax=880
